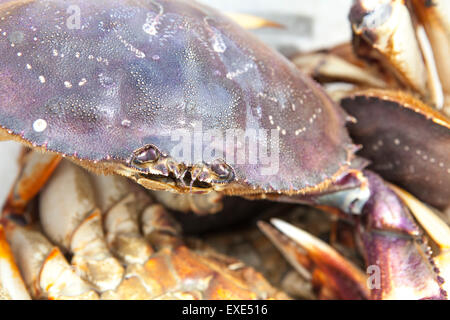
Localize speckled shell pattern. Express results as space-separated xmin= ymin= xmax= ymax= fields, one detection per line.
xmin=0 ymin=0 xmax=354 ymax=193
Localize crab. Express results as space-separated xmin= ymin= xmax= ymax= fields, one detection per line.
xmin=0 ymin=0 xmax=449 ymax=300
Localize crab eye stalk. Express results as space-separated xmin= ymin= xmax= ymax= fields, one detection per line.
xmin=133 ymin=145 xmax=160 ymax=164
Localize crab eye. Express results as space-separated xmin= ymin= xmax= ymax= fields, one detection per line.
xmin=210 ymin=161 xmax=233 ymax=180
xmin=134 ymin=145 xmax=160 ymax=164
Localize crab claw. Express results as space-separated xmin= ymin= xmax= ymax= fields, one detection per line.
xmin=3 ymin=221 xmax=99 ymax=300
xmin=0 ymin=224 xmax=30 ymax=300
xmin=390 ymin=184 xmax=450 ymax=295
xmin=357 ymin=171 xmax=447 ymax=300
xmin=340 ymin=90 xmax=450 ymax=210
xmin=258 ymin=219 xmax=369 ymax=300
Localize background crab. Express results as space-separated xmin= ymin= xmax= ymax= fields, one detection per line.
xmin=0 ymin=0 xmax=449 ymax=300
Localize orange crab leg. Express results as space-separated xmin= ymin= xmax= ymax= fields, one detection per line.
xmin=3 ymin=150 xmax=61 ymax=216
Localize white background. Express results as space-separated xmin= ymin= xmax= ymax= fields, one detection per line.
xmin=0 ymin=0 xmax=353 ymax=207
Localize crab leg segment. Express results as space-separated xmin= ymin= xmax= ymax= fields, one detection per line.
xmin=410 ymin=0 xmax=450 ymax=107
xmin=3 ymin=150 xmax=61 ymax=215
xmin=89 ymin=174 xmax=135 ymax=213
xmin=0 ymin=225 xmax=30 ymax=300
xmin=291 ymin=51 xmax=388 ymax=89
xmin=104 ymin=193 xmax=154 ymax=265
xmin=4 ymin=222 xmax=99 ymax=300
xmin=39 ymin=161 xmax=125 ymax=292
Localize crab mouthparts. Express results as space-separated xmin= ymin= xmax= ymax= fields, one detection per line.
xmin=140 ymin=170 xmax=214 ymax=191
xmin=125 ymin=145 xmax=235 ymax=193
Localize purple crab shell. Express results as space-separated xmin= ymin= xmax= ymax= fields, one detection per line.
xmin=0 ymin=0 xmax=354 ymax=193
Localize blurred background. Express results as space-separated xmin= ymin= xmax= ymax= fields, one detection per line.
xmin=0 ymin=0 xmax=353 ymax=207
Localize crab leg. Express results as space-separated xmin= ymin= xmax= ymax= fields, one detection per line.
xmin=291 ymin=51 xmax=388 ymax=89
xmin=104 ymin=193 xmax=154 ymax=265
xmin=410 ymin=0 xmax=450 ymax=108
xmin=2 ymin=149 xmax=61 ymax=216
xmin=4 ymin=222 xmax=100 ymax=300
xmin=0 ymin=225 xmax=30 ymax=300
xmin=38 ymin=161 xmax=127 ymax=292
xmin=292 ymin=48 xmax=450 ymax=211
